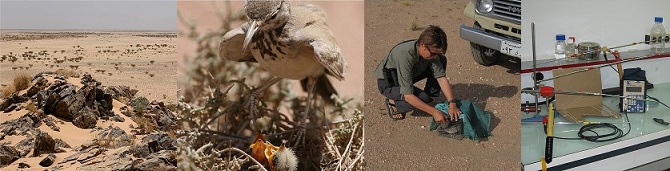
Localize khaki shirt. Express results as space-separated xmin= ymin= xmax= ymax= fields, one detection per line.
xmin=374 ymin=39 xmax=447 ymax=95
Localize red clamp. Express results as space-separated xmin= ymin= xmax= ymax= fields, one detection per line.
xmin=540 ymin=86 xmax=555 ymax=97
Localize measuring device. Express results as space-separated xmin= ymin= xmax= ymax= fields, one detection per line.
xmin=621 ymin=80 xmax=646 ymax=112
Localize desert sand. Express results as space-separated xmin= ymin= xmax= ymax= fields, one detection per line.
xmin=0 ymin=73 xmax=177 ymax=170
xmin=0 ymin=30 xmax=177 ymax=103
xmin=0 ymin=31 xmax=178 ymax=170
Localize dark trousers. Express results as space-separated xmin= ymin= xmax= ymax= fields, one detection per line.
xmin=377 ymin=57 xmax=446 ymax=114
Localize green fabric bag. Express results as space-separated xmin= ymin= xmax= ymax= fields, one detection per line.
xmin=430 ymin=100 xmax=492 ymax=140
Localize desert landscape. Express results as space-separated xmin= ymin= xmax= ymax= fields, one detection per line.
xmin=0 ymin=31 xmax=179 ymax=170
xmin=1 ymin=31 xmax=177 ymax=103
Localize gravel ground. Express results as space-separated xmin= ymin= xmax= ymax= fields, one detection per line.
xmin=363 ymin=0 xmax=521 ymax=170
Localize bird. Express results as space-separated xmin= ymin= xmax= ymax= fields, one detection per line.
xmin=250 ymin=132 xmax=298 ymax=171
xmin=219 ymin=0 xmax=347 ymax=144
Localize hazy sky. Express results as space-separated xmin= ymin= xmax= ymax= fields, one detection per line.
xmin=1 ymin=1 xmax=176 ymax=31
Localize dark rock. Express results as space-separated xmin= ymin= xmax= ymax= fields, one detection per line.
xmin=0 ymin=114 xmax=38 ymax=136
xmin=53 ymin=85 xmax=78 ymax=120
xmin=33 ymin=90 xmax=49 ymax=109
xmin=26 ymin=112 xmax=44 ymax=127
xmin=54 ymin=75 xmax=65 ymax=80
xmin=33 ymin=131 xmax=55 ymax=157
xmin=97 ymin=126 xmax=132 ymax=149
xmin=0 ymin=92 xmax=28 ymax=112
xmin=54 ymin=138 xmax=71 ymax=149
xmin=39 ymin=153 xmax=56 ymax=167
xmin=112 ymin=160 xmax=134 ymax=171
xmin=33 ymin=71 xmax=53 ymax=79
xmin=73 ymin=108 xmax=98 ymax=129
xmin=77 ymin=148 xmax=102 ymax=164
xmin=104 ymin=86 xmax=138 ymax=101
xmin=134 ymin=158 xmax=176 ymax=171
xmin=130 ymin=133 xmax=175 ymax=158
xmin=26 ymin=76 xmax=47 ymax=97
xmin=151 ymin=150 xmax=176 ymax=166
xmin=14 ymin=136 xmax=34 ymax=157
xmin=145 ymin=103 xmax=176 ymax=131
xmin=18 ymin=162 xmax=30 ymax=168
xmin=80 ymin=74 xmax=95 ymax=84
xmin=0 ymin=145 xmax=21 ymax=167
xmin=3 ymin=104 xmax=18 ymax=113
xmin=44 ymin=90 xmax=61 ymax=114
xmin=95 ymin=85 xmax=105 ymax=101
xmin=99 ymin=93 xmax=114 ymax=113
xmin=120 ymin=106 xmax=132 ymax=117
xmin=111 ymin=115 xmax=125 ymax=122
xmin=42 ymin=115 xmax=61 ymax=132
xmin=60 ymin=152 xmax=81 ymax=164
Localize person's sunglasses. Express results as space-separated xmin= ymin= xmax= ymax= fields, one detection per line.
xmin=426 ymin=46 xmax=444 ymax=57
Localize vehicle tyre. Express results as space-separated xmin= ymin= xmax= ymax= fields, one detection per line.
xmin=470 ymin=22 xmax=501 ymax=66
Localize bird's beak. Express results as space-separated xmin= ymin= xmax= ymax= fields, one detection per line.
xmin=243 ymin=20 xmax=260 ymax=51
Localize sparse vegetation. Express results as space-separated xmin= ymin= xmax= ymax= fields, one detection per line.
xmin=176 ymin=2 xmax=364 ymax=171
xmin=131 ymin=96 xmax=150 ymax=112
xmin=54 ymin=68 xmax=80 ymax=78
xmin=12 ymin=73 xmax=31 ymax=91
xmin=410 ymin=15 xmax=419 ymax=31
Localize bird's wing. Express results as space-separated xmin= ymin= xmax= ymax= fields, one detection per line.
xmin=219 ymin=22 xmax=257 ymax=62
xmin=289 ymin=4 xmax=347 ymax=80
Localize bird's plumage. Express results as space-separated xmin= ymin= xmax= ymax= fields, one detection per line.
xmin=219 ymin=2 xmax=347 ymax=80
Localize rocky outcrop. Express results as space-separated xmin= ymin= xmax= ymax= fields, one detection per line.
xmin=97 ymin=126 xmax=132 ymax=149
xmin=0 ymin=92 xmax=28 ymax=113
xmin=0 ymin=145 xmax=21 ymax=167
xmin=0 ymin=73 xmax=176 ymax=170
xmin=105 ymin=85 xmax=138 ymax=102
xmin=39 ymin=154 xmax=56 ymax=167
xmin=130 ymin=132 xmax=176 ymax=158
xmin=33 ymin=131 xmax=56 ymax=157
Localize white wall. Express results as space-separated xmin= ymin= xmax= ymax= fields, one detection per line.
xmin=521 ymin=0 xmax=670 ymax=61
xmin=520 ymin=57 xmax=670 ymax=103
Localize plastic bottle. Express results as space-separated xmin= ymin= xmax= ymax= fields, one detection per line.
xmin=650 ymin=17 xmax=666 ymax=54
xmin=565 ymin=37 xmax=576 ymax=62
xmin=555 ymin=34 xmax=566 ymax=59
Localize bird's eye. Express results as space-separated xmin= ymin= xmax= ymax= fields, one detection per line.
xmin=269 ymin=12 xmax=278 ymax=20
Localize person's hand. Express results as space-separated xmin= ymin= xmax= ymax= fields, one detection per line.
xmin=433 ymin=111 xmax=447 ymax=125
xmin=448 ymin=105 xmax=462 ymax=121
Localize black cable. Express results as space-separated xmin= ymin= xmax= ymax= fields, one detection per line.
xmin=603 ymin=52 xmax=620 ymax=74
xmin=647 ymin=95 xmax=670 ymax=110
xmin=544 ymin=111 xmax=631 ymax=142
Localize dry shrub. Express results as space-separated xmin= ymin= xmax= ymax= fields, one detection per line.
xmin=54 ymin=68 xmax=80 ymax=78
xmin=1 ymin=86 xmax=13 ymax=98
xmin=132 ymin=115 xmax=156 ymax=133
xmin=176 ymin=2 xmax=364 ymax=171
xmin=26 ymin=101 xmax=39 ymax=113
xmin=12 ymin=73 xmax=31 ymax=91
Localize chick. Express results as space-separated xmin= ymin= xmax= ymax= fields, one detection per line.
xmin=249 ymin=132 xmax=298 ymax=171
xmin=271 ymin=144 xmax=298 ymax=171
xmin=250 ymin=132 xmax=269 ymax=165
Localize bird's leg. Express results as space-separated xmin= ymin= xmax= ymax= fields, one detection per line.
xmin=246 ymin=77 xmax=283 ymax=120
xmin=294 ymin=76 xmax=317 ymax=147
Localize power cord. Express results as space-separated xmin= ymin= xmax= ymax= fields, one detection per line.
xmin=647 ymin=95 xmax=670 ymax=110
xmin=544 ymin=111 xmax=631 ymax=142
xmin=543 ymin=95 xmax=670 ymax=142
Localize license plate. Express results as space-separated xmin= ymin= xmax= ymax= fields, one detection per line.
xmin=500 ymin=40 xmax=521 ymax=58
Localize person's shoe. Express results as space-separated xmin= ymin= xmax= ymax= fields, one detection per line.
xmin=386 ymin=98 xmax=405 ymax=120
